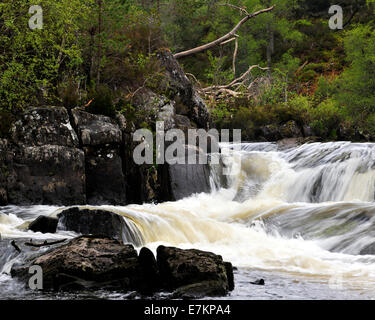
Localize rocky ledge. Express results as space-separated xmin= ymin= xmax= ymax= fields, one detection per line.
xmin=10 ymin=236 xmax=234 ymax=298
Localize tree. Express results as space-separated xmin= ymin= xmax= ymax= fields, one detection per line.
xmin=0 ymin=0 xmax=93 ymax=112
xmin=335 ymin=25 xmax=375 ymax=119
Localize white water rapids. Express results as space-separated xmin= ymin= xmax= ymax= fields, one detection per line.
xmin=2 ymin=141 xmax=375 ymax=298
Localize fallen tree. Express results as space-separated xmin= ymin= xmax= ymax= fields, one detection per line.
xmin=175 ymin=3 xmax=275 ymax=100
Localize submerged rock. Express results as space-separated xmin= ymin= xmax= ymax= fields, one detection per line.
xmin=28 ymin=216 xmax=58 ymax=234
xmin=250 ymin=279 xmax=265 ymax=285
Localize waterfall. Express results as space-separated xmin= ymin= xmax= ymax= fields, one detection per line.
xmin=3 ymin=142 xmax=375 ymax=293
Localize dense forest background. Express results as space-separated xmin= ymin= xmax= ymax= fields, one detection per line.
xmin=0 ymin=0 xmax=375 ymax=141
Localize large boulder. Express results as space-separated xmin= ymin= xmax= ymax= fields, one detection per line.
xmin=7 ymin=145 xmax=86 ymax=205
xmin=157 ymin=245 xmax=233 ymax=298
xmin=28 ymin=216 xmax=58 ymax=234
xmin=72 ymin=109 xmax=126 ymax=204
xmin=157 ymin=50 xmax=211 ymax=129
xmin=10 ymin=107 xmax=79 ymax=147
xmin=11 ymin=236 xmax=140 ymax=291
xmin=10 ymin=236 xmax=234 ymax=297
xmin=57 ymin=207 xmax=143 ymax=246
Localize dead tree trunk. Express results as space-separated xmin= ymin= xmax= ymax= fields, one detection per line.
xmin=173 ymin=5 xmax=275 ymax=59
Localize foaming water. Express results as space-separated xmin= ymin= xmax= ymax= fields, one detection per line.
xmin=3 ymin=141 xmax=375 ymax=298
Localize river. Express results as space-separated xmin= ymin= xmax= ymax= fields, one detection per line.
xmin=1 ymin=141 xmax=375 ymax=299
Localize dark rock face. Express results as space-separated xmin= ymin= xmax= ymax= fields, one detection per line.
xmin=28 ymin=216 xmax=58 ymax=234
xmin=157 ymin=245 xmax=233 ymax=297
xmin=157 ymin=50 xmax=210 ymax=129
xmin=72 ymin=109 xmax=122 ymax=146
xmin=84 ymin=146 xmax=126 ymax=205
xmin=11 ymin=236 xmax=140 ymax=291
xmin=11 ymin=237 xmax=234 ymax=297
xmin=7 ymin=145 xmax=86 ymax=205
xmin=2 ymin=107 xmax=86 ymax=205
xmin=57 ymin=207 xmax=143 ymax=246
xmin=162 ymin=145 xmax=211 ymax=201
xmin=137 ymin=247 xmax=160 ymax=295
xmin=72 ymin=109 xmax=126 ymax=205
xmin=10 ymin=107 xmax=79 ymax=147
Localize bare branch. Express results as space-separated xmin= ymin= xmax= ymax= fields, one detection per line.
xmin=173 ymin=5 xmax=275 ymax=59
xmin=203 ymin=65 xmax=268 ymax=92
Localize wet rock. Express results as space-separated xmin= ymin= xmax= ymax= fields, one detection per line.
xmin=57 ymin=207 xmax=143 ymax=246
xmin=156 ymin=245 xmax=233 ymax=297
xmin=250 ymin=279 xmax=265 ymax=285
xmin=224 ymin=262 xmax=235 ymax=291
xmin=137 ymin=247 xmax=160 ymax=295
xmin=11 ymin=236 xmax=140 ymax=291
xmin=10 ymin=107 xmax=79 ymax=147
xmin=162 ymin=145 xmax=211 ymax=201
xmin=157 ymin=50 xmax=210 ymax=129
xmin=7 ymin=145 xmax=86 ymax=205
xmin=72 ymin=109 xmax=122 ymax=146
xmin=84 ymin=146 xmax=126 ymax=205
xmin=28 ymin=216 xmax=58 ymax=234
xmin=11 ymin=237 xmax=235 ymax=297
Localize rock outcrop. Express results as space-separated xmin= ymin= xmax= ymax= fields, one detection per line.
xmin=157 ymin=50 xmax=211 ymax=129
xmin=10 ymin=236 xmax=235 ymax=297
xmin=72 ymin=109 xmax=126 ymax=205
xmin=0 ymin=52 xmax=219 ymax=206
xmin=57 ymin=207 xmax=143 ymax=246
xmin=8 ymin=144 xmax=86 ymax=205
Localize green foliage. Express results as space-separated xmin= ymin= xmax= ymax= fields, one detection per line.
xmin=0 ymin=0 xmax=92 ymax=112
xmin=86 ymin=85 xmax=116 ymax=118
xmin=334 ymin=25 xmax=375 ymax=119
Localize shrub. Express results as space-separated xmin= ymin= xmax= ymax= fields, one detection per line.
xmin=86 ymin=85 xmax=116 ymax=118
